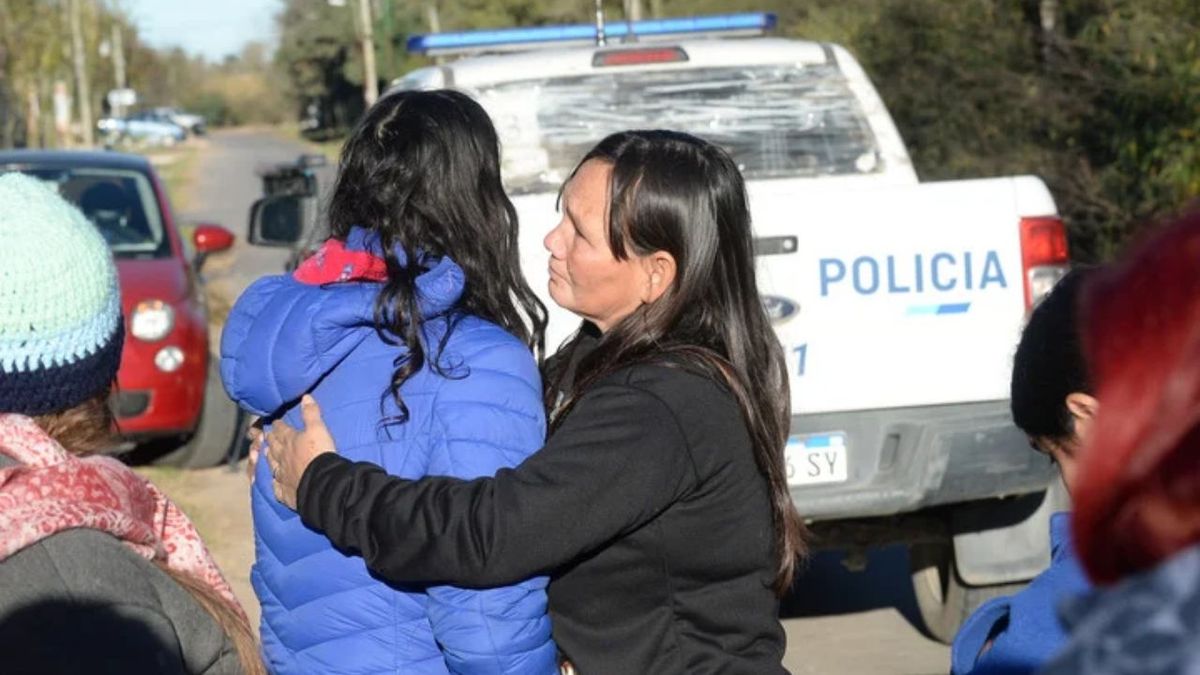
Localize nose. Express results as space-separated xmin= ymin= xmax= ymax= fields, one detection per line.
xmin=544 ymin=220 xmax=566 ymax=258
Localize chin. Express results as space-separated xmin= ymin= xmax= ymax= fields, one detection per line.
xmin=547 ymin=284 xmax=578 ymax=314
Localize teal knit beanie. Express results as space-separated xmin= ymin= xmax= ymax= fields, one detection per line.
xmin=0 ymin=172 xmax=124 ymax=415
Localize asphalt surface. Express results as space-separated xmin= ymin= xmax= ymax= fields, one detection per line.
xmin=185 ymin=128 xmax=952 ymax=675
xmin=182 ymin=128 xmax=335 ymax=299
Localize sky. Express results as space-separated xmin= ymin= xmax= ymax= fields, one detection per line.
xmin=124 ymin=0 xmax=281 ymax=62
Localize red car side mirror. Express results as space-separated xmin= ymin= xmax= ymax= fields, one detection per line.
xmin=193 ymin=224 xmax=235 ymax=253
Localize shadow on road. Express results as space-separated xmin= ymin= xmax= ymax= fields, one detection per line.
xmin=783 ymin=545 xmax=925 ymax=632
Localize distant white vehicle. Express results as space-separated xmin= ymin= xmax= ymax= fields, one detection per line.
xmin=152 ymin=107 xmax=207 ymax=136
xmin=387 ymin=12 xmax=1072 ymax=643
xmin=126 ymin=108 xmax=206 ymax=137
xmin=97 ymin=115 xmax=186 ymax=146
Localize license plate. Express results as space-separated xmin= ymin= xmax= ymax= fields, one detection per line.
xmin=785 ymin=432 xmax=848 ymax=486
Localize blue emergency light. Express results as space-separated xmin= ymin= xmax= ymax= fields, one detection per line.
xmin=406 ymin=12 xmax=777 ymax=56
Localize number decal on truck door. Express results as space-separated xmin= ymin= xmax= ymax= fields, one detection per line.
xmin=793 ymin=343 xmax=808 ymax=376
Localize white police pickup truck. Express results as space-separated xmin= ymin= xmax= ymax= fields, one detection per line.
xmin=386 ymin=12 xmax=1073 ymax=641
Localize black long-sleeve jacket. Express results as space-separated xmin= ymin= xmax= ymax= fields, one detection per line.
xmin=298 ymin=362 xmax=789 ymax=674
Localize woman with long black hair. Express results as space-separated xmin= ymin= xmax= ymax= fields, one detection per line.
xmin=221 ymin=90 xmax=555 ymax=674
xmin=265 ymin=129 xmax=805 ymax=673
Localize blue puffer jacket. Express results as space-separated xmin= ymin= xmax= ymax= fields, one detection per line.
xmin=220 ymin=228 xmax=557 ymax=675
xmin=951 ymin=512 xmax=1091 ymax=675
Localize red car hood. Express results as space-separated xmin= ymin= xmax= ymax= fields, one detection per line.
xmin=115 ymin=258 xmax=191 ymax=310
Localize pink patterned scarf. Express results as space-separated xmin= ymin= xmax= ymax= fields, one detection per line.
xmin=0 ymin=414 xmax=246 ymax=620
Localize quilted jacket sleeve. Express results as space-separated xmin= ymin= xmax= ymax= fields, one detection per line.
xmin=423 ymin=328 xmax=557 ymax=675
xmin=220 ymin=276 xmax=376 ymax=417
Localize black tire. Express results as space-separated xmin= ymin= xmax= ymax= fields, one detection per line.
xmin=154 ymin=360 xmax=243 ymax=469
xmin=909 ymin=541 xmax=1027 ymax=644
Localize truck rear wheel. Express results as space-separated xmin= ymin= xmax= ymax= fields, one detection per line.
xmin=909 ymin=541 xmax=1026 ymax=644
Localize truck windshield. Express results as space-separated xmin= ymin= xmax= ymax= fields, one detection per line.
xmin=10 ymin=167 xmax=169 ymax=259
xmin=475 ymin=62 xmax=882 ymax=195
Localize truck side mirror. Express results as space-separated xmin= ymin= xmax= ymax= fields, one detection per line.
xmin=248 ymin=195 xmax=305 ymax=247
xmin=298 ymin=153 xmax=328 ymax=169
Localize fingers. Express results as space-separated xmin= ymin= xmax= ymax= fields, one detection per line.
xmin=247 ymin=444 xmax=260 ymax=480
xmin=300 ymin=394 xmax=324 ymax=428
xmin=265 ymin=443 xmax=296 ymax=509
xmin=245 ymin=424 xmax=264 ymax=481
xmin=272 ymin=479 xmax=290 ymax=508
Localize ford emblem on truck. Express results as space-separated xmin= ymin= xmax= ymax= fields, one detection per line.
xmin=762 ymin=295 xmax=799 ymax=324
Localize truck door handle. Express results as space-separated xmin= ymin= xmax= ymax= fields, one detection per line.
xmin=754 ymin=236 xmax=798 ymax=256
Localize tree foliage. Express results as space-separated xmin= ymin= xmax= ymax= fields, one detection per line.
xmin=3 ymin=1 xmax=1193 ymax=258
xmin=270 ymin=0 xmax=1197 ymax=259
xmin=833 ymin=0 xmax=1200 ymax=259
xmin=0 ymin=0 xmax=290 ymax=146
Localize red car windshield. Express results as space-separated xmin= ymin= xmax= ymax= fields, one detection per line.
xmin=10 ymin=167 xmax=171 ymax=260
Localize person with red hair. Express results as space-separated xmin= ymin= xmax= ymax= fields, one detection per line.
xmin=1042 ymin=210 xmax=1200 ymax=674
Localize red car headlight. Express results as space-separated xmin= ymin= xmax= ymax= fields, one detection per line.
xmin=130 ymin=300 xmax=175 ymax=342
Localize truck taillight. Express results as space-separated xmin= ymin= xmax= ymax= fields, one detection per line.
xmin=592 ymin=47 xmax=689 ymax=67
xmin=1019 ymin=216 xmax=1070 ymax=311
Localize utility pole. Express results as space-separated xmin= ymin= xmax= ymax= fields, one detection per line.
xmin=381 ymin=0 xmax=396 ymax=82
xmin=357 ymin=0 xmax=378 ymax=107
xmin=425 ymin=2 xmax=441 ymax=34
xmin=624 ymin=0 xmax=643 ymax=22
xmin=68 ymin=0 xmax=93 ymax=146
xmin=111 ymin=24 xmax=126 ymax=89
xmin=594 ymin=0 xmax=607 ymax=46
xmin=1038 ymin=0 xmax=1059 ymax=69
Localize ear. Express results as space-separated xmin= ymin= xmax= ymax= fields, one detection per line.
xmin=1065 ymin=392 xmax=1098 ymax=424
xmin=1065 ymin=392 xmax=1099 ymax=441
xmin=639 ymin=250 xmax=677 ymax=304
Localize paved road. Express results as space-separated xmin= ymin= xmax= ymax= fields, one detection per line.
xmin=184 ymin=128 xmax=952 ymax=675
xmin=181 ymin=127 xmax=335 ymax=303
xmin=784 ymin=546 xmax=950 ymax=674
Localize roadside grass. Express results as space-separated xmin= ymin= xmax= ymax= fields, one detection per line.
xmin=143 ymin=141 xmax=203 ymax=216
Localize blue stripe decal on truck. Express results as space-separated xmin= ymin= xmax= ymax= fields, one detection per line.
xmin=937 ymin=303 xmax=971 ymax=315
xmin=907 ymin=303 xmax=972 ymax=316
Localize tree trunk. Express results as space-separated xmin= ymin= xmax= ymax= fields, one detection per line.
xmin=26 ymin=81 xmax=40 ymax=148
xmin=358 ymin=0 xmax=378 ymax=107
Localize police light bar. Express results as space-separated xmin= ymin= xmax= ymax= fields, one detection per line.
xmin=406 ymin=13 xmax=777 ymax=56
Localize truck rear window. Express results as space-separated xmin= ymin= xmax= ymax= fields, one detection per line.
xmin=475 ymin=63 xmax=882 ymax=194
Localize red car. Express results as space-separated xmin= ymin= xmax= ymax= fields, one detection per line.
xmin=0 ymin=150 xmax=240 ymax=467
